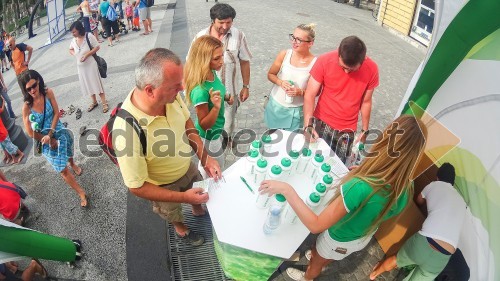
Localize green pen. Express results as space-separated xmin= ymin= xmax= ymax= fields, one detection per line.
xmin=240 ymin=176 xmax=255 ymax=194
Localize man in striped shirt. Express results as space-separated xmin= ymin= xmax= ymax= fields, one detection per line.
xmin=189 ymin=3 xmax=252 ymax=148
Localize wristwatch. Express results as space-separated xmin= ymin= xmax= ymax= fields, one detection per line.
xmin=361 ymin=129 xmax=370 ymax=135
xmin=242 ymin=84 xmax=250 ymax=89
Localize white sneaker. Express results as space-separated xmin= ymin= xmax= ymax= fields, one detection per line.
xmin=286 ymin=268 xmax=309 ymax=281
xmin=305 ymin=249 xmax=312 ymax=261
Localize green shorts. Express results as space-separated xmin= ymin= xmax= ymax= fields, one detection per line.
xmin=397 ymin=233 xmax=452 ymax=281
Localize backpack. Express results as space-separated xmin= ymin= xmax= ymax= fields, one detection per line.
xmin=99 ymin=103 xmax=146 ymax=166
xmin=106 ymin=5 xmax=118 ymax=21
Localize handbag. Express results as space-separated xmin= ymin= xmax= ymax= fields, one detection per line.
xmin=0 ymin=182 xmax=27 ymax=199
xmin=85 ymin=33 xmax=108 ymax=78
xmin=34 ymin=98 xmax=46 ymax=155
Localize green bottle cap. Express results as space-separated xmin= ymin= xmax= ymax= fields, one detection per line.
xmin=257 ymin=158 xmax=268 ymax=168
xmin=302 ymin=148 xmax=312 ymax=156
xmin=314 ymin=154 xmax=324 ymax=163
xmin=271 ymin=165 xmax=282 ymax=175
xmin=261 ymin=134 xmax=272 ymax=144
xmin=309 ymin=192 xmax=321 ymax=203
xmin=276 ymin=194 xmax=286 ymax=202
xmin=251 ymin=140 xmax=262 ymax=149
xmin=248 ymin=150 xmax=259 ymax=158
xmin=322 ymin=174 xmax=333 ymax=184
xmin=359 ymin=143 xmax=365 ymax=151
xmin=281 ymin=158 xmax=291 ymax=167
xmin=315 ymin=183 xmax=326 ymax=193
xmin=288 ymin=150 xmax=300 ymax=159
xmin=321 ymin=163 xmax=331 ymax=173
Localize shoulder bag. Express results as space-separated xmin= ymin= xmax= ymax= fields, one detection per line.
xmin=85 ymin=33 xmax=108 ymax=78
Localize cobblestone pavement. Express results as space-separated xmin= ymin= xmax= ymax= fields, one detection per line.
xmin=185 ymin=0 xmax=425 ymax=280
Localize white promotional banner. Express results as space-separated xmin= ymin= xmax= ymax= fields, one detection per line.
xmin=399 ymin=0 xmax=500 ymax=280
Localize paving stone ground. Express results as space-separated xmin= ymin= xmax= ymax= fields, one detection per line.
xmin=1 ymin=0 xmax=425 ymax=279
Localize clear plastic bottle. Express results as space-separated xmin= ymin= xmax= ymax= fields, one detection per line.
xmin=284 ymin=80 xmax=294 ymax=104
xmin=314 ymin=163 xmax=331 ymax=185
xmin=267 ymin=165 xmax=283 ymax=181
xmin=314 ymin=183 xmax=327 ymax=198
xmin=306 ymin=192 xmax=321 ymax=211
xmin=256 ymin=166 xmax=283 ymax=208
xmin=321 ymin=174 xmax=334 ymax=190
xmin=263 ymin=194 xmax=287 ymax=234
xmin=261 ymin=134 xmax=273 ymax=157
xmin=250 ymin=140 xmax=263 ymax=154
xmin=28 ymin=113 xmax=36 ymax=123
xmin=245 ymin=150 xmax=260 ymax=175
xmin=280 ymin=157 xmax=292 ymax=177
xmin=346 ymin=142 xmax=365 ymax=168
xmin=296 ymin=148 xmax=312 ymax=174
xmin=288 ymin=150 xmax=300 ymax=172
xmin=253 ymin=158 xmax=268 ymax=185
xmin=31 ymin=122 xmax=40 ymax=132
xmin=309 ymin=153 xmax=325 ymax=181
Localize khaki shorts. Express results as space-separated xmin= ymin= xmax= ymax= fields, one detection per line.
xmin=316 ymin=231 xmax=374 ymax=260
xmin=151 ymin=161 xmax=203 ymax=223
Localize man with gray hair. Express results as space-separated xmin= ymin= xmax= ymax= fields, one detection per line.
xmin=113 ymin=48 xmax=221 ymax=246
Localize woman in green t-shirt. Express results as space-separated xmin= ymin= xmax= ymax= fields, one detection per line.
xmin=184 ymin=35 xmax=234 ymax=177
xmin=259 ymin=115 xmax=427 ymax=281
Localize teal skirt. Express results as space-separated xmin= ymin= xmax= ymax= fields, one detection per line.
xmin=264 ymin=96 xmax=303 ymax=132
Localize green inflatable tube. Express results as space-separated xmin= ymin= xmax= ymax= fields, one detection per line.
xmin=0 ymin=224 xmax=79 ymax=262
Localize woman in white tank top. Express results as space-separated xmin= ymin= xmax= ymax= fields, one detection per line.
xmin=264 ymin=23 xmax=317 ymax=131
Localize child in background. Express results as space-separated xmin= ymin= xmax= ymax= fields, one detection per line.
xmin=125 ymin=0 xmax=134 ymax=30
xmin=0 ymin=97 xmax=24 ymax=164
xmin=132 ymin=3 xmax=140 ymax=31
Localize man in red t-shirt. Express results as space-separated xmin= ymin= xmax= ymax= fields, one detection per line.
xmin=303 ymin=36 xmax=379 ymax=162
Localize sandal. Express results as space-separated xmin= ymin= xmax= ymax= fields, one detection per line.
xmin=32 ymin=259 xmax=48 ymax=279
xmin=87 ymin=102 xmax=98 ymax=112
xmin=59 ymin=109 xmax=66 ymax=118
xmin=75 ymin=108 xmax=82 ymax=120
xmin=102 ymin=102 xmax=109 ymax=113
xmin=68 ymin=104 xmax=76 ymax=115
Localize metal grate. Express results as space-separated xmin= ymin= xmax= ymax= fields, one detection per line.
xmin=167 ymin=205 xmax=230 ymax=281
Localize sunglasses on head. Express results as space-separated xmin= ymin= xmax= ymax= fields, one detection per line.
xmin=25 ymin=81 xmax=38 ymax=92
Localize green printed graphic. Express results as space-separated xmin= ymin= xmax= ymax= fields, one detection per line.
xmin=214 ymin=232 xmax=282 ymax=281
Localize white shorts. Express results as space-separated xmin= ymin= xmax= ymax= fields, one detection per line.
xmin=316 ymin=231 xmax=374 ymax=260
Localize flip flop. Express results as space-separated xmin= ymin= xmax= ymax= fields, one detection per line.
xmin=75 ymin=108 xmax=82 ymax=120
xmin=59 ymin=109 xmax=66 ymax=118
xmin=87 ymin=102 xmax=98 ymax=112
xmin=32 ymin=259 xmax=48 ymax=279
xmin=79 ymin=126 xmax=88 ymax=136
xmin=68 ymin=105 xmax=76 ymax=115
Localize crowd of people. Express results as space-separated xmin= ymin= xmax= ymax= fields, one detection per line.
xmin=0 ymin=2 xmax=469 ymax=281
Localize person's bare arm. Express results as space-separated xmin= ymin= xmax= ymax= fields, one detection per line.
xmin=25 ymin=45 xmax=33 ymax=65
xmin=185 ymin=118 xmax=221 ymax=179
xmin=267 ymin=50 xmax=293 ymax=92
xmin=129 ymin=181 xmax=209 ymax=204
xmin=303 ymin=77 xmax=321 ymax=128
xmin=239 ymin=60 xmax=250 ymax=102
xmin=360 ymin=89 xmax=374 ymax=142
xmin=260 ymin=180 xmax=347 ymax=234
